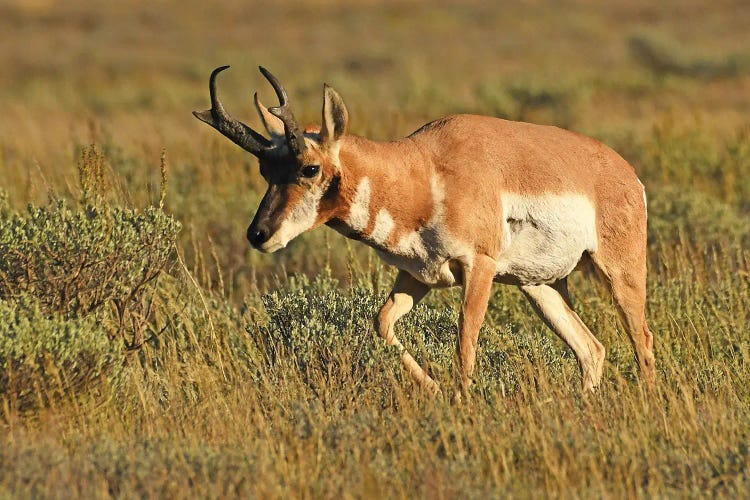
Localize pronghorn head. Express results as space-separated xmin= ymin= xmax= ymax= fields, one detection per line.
xmin=194 ymin=66 xmax=349 ymax=252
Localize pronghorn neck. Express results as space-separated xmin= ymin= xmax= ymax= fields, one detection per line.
xmin=326 ymin=135 xmax=435 ymax=251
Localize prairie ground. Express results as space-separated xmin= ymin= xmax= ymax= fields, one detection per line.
xmin=1 ymin=0 xmax=749 ymax=497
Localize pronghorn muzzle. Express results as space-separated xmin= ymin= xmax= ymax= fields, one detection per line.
xmin=245 ymin=184 xmax=286 ymax=251
xmin=246 ymin=224 xmax=269 ymax=249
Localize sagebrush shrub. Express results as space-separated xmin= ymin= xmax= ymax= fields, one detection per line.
xmin=0 ymin=295 xmax=124 ymax=408
xmin=0 ymin=198 xmax=181 ymax=343
xmin=258 ymin=273 xmax=390 ymax=380
xmin=0 ymin=190 xmax=182 ymax=406
xmin=256 ymin=271 xmax=531 ymax=399
xmin=257 ymin=272 xmax=464 ymax=399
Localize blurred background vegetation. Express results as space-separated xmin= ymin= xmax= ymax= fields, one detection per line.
xmin=1 ymin=0 xmax=749 ymax=497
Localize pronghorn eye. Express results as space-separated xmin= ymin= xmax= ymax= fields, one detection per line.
xmin=301 ymin=165 xmax=320 ymax=178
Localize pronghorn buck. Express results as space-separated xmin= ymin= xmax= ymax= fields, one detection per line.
xmin=194 ymin=66 xmax=655 ymax=396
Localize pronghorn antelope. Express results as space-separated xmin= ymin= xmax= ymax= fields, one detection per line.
xmin=194 ymin=66 xmax=655 ymax=396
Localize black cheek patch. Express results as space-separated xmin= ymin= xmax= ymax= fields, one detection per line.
xmin=322 ymin=175 xmax=340 ymax=201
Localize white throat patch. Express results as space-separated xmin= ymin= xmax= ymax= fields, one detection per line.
xmin=371 ymin=208 xmax=395 ymax=245
xmin=347 ymin=177 xmax=371 ymax=232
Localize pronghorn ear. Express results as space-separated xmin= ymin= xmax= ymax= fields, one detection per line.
xmin=320 ymin=84 xmax=348 ymax=146
xmin=254 ymin=92 xmax=285 ymax=140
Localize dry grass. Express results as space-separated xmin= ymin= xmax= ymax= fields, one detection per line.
xmin=1 ymin=0 xmax=749 ymax=497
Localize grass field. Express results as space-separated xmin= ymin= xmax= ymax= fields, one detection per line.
xmin=1 ymin=0 xmax=749 ymax=497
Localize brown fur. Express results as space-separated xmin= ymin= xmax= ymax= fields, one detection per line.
xmin=311 ymin=116 xmax=645 ymax=255
xmin=270 ymin=113 xmax=650 ymax=396
xmin=239 ymin=80 xmax=653 ymax=396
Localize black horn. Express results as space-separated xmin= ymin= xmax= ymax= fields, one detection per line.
xmin=193 ymin=66 xmax=272 ymax=157
xmin=259 ymin=66 xmax=307 ymax=156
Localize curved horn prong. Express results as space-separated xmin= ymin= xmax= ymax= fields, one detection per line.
xmin=259 ymin=66 xmax=307 ymax=156
xmin=193 ymin=66 xmax=271 ymax=157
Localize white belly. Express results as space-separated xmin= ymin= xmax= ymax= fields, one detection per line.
xmin=495 ymin=193 xmax=598 ymax=285
xmin=375 ymin=228 xmax=460 ymax=288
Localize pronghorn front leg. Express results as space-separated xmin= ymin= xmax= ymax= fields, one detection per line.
xmin=375 ymin=270 xmax=440 ymax=395
xmin=456 ymin=255 xmax=497 ymax=397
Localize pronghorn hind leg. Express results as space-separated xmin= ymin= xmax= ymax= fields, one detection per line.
xmin=521 ymin=281 xmax=606 ymax=391
xmin=375 ymin=270 xmax=440 ymax=395
xmin=592 ymin=251 xmax=655 ymax=386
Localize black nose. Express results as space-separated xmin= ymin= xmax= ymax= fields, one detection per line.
xmin=247 ymin=225 xmax=269 ymax=248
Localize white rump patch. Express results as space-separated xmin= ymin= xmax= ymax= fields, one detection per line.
xmin=638 ymin=178 xmax=647 ymax=213
xmin=371 ymin=208 xmax=395 ymax=245
xmin=348 ymin=177 xmax=371 ymax=232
